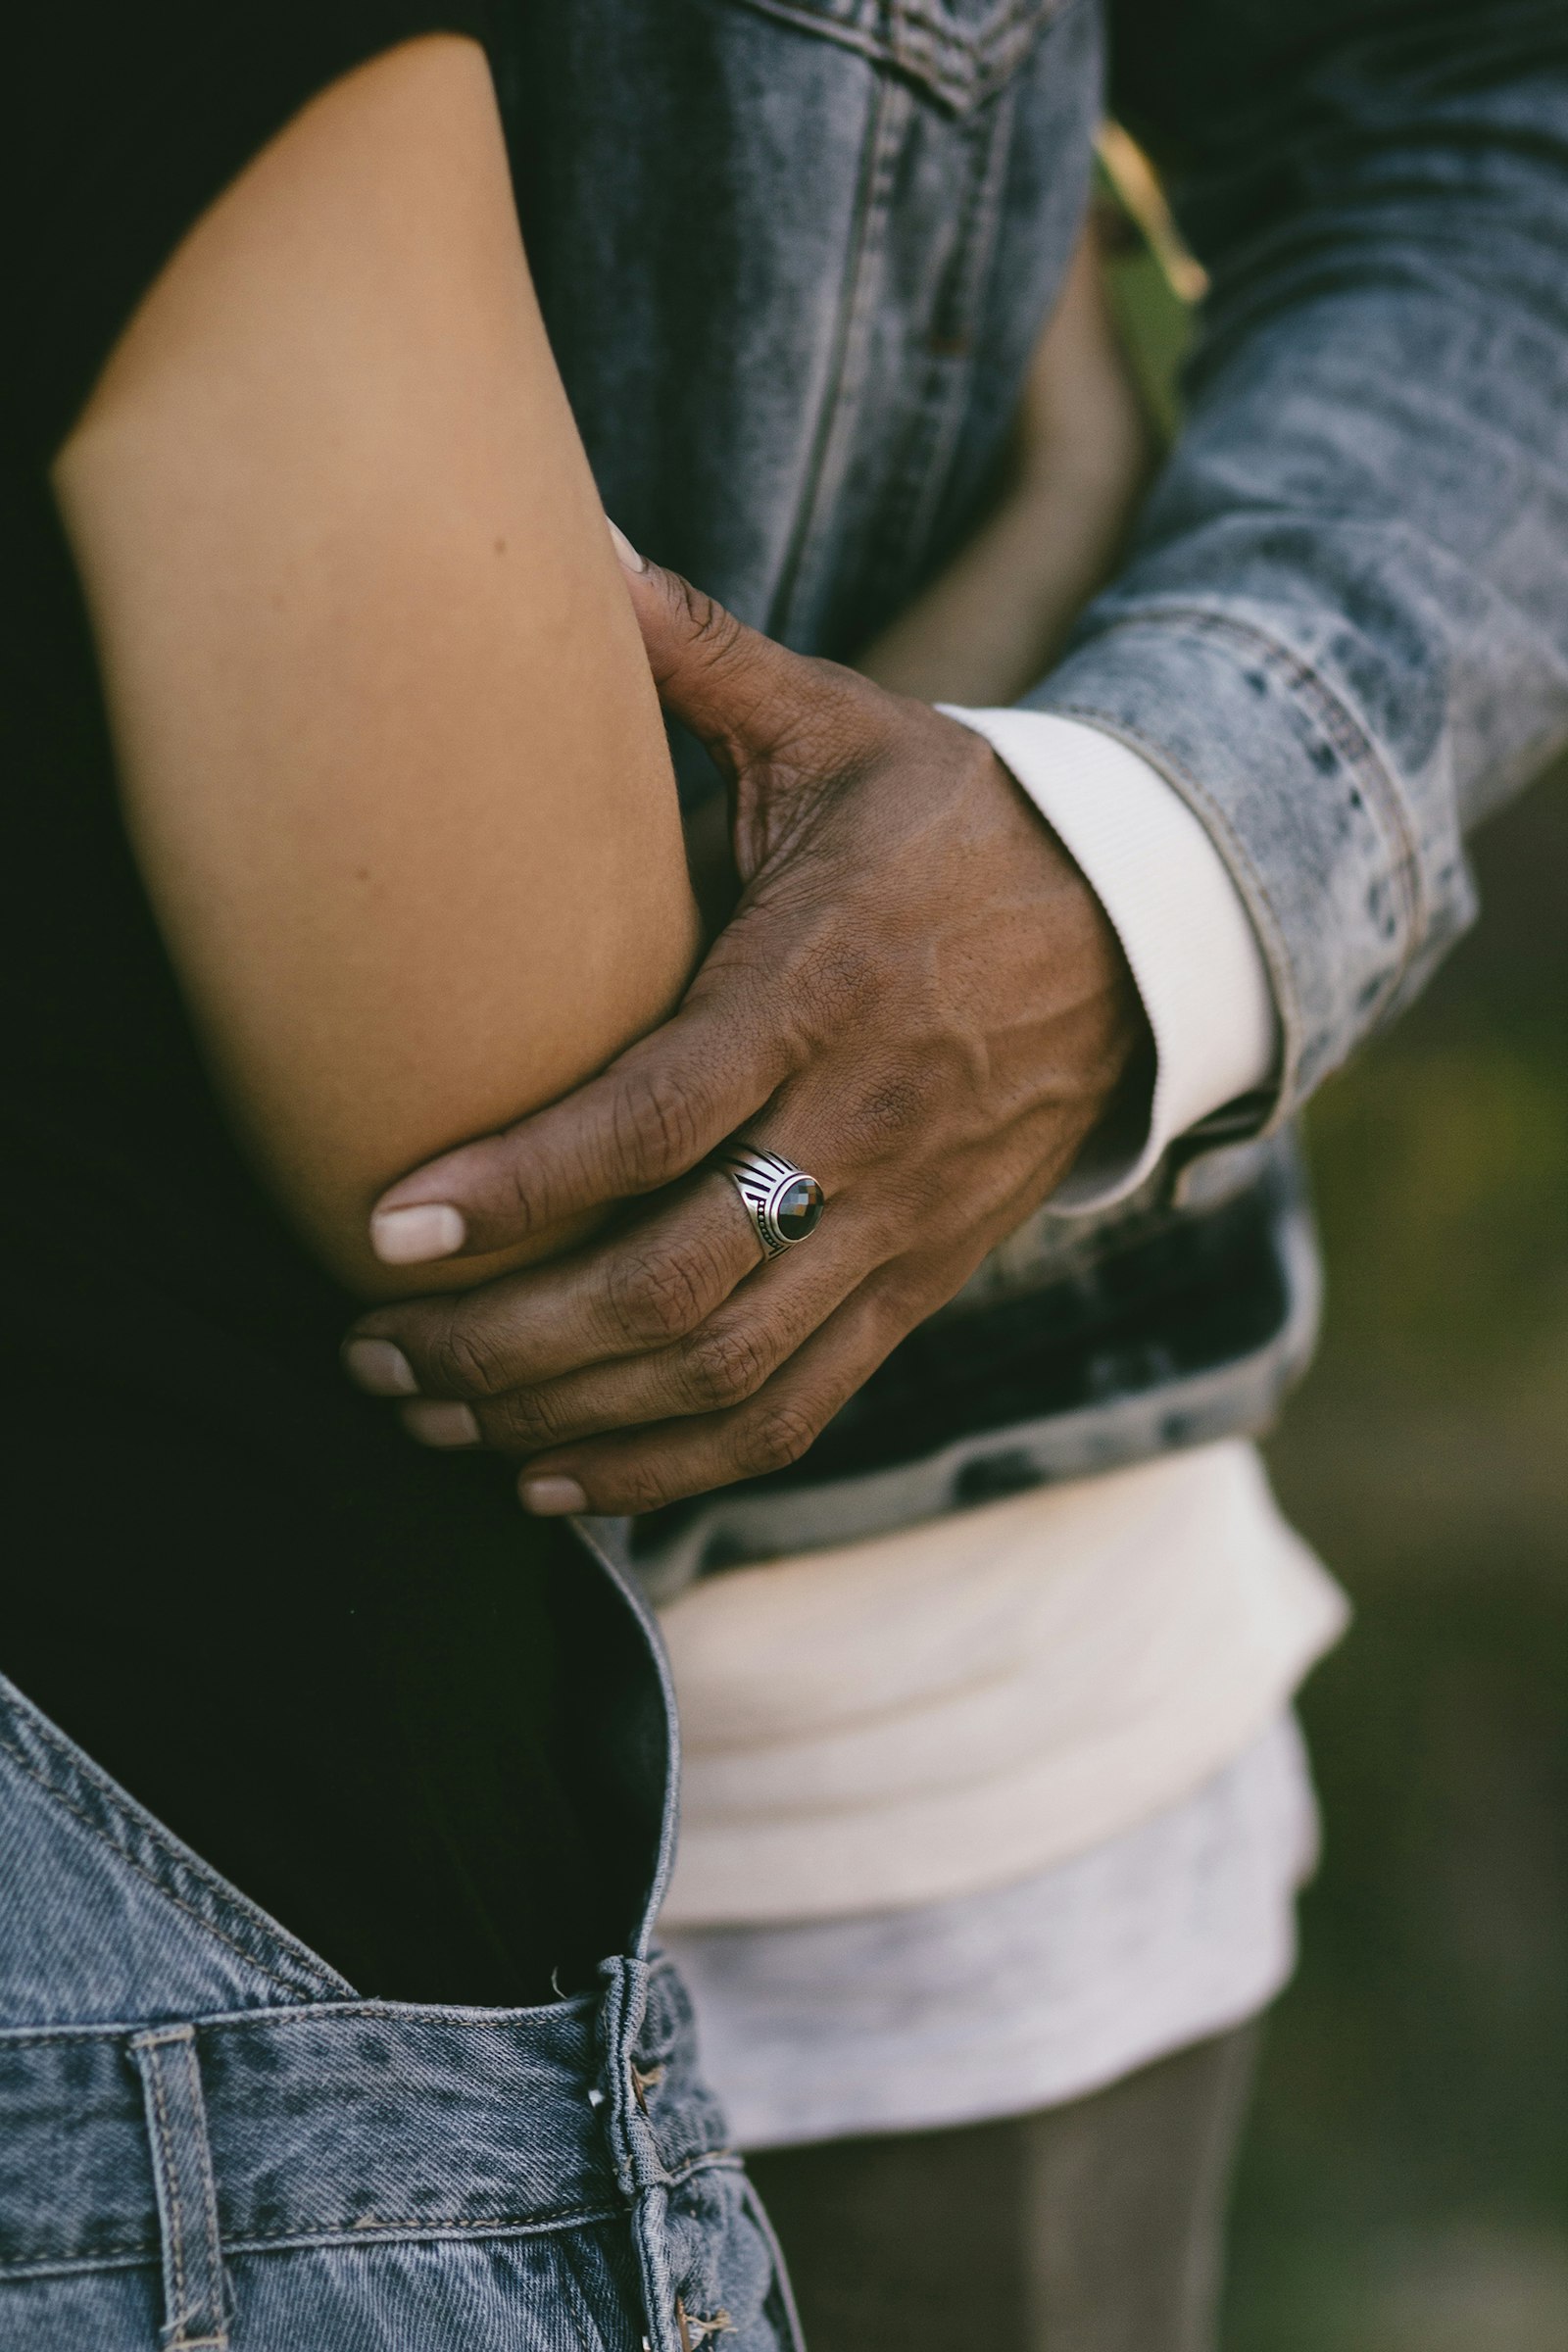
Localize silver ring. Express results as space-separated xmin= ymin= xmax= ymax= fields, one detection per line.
xmin=717 ymin=1146 xmax=825 ymax=1258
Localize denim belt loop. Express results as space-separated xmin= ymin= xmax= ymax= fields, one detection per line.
xmin=595 ymin=1954 xmax=663 ymax=2199
xmin=128 ymin=2025 xmax=229 ymax=2351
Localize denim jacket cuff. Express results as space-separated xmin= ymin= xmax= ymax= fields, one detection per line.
xmin=1025 ymin=604 xmax=1477 ymax=1131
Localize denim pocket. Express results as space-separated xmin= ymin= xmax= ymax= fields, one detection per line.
xmin=723 ymin=0 xmax=1075 ymax=114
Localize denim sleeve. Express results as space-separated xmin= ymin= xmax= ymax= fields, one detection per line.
xmin=1030 ymin=1 xmax=1568 ymax=1113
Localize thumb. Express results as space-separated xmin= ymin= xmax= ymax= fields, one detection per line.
xmin=607 ymin=517 xmax=840 ymax=769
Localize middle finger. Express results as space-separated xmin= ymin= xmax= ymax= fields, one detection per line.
xmin=351 ymin=1167 xmax=764 ymax=1402
xmin=416 ymin=1202 xmax=888 ymax=1453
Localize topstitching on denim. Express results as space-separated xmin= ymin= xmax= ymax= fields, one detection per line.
xmin=0 ymin=1681 xmax=348 ymax=2006
xmin=1075 ymin=604 xmax=1424 ymax=978
xmin=864 ymin=72 xmax=1024 ymax=599
xmin=766 ymin=64 xmax=906 ymax=643
xmin=726 ymin=0 xmax=1074 ymax=116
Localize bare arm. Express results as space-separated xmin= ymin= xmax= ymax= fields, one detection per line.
xmin=51 ymin=35 xmax=699 ymax=1299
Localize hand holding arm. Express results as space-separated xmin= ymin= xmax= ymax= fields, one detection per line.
xmin=53 ymin=35 xmax=699 ymax=1302
xmin=346 ymin=542 xmax=1144 ymax=1512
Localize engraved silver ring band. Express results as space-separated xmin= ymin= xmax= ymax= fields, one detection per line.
xmin=716 ymin=1145 xmax=826 ymax=1258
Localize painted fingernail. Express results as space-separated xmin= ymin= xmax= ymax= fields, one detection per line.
xmin=401 ymin=1399 xmax=480 ymax=1448
xmin=519 ymin=1474 xmax=589 ymax=1515
xmin=370 ymin=1202 xmax=466 ymax=1265
xmin=607 ymin=517 xmax=646 ymax=574
xmin=342 ymin=1338 xmax=419 ymax=1396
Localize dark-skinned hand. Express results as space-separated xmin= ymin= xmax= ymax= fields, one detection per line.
xmin=342 ymin=536 xmax=1146 ymax=1516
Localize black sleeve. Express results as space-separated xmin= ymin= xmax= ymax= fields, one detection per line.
xmin=17 ymin=0 xmax=491 ymax=463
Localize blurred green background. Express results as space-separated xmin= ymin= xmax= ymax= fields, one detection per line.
xmin=1227 ymin=761 xmax=1568 ymax=2352
xmin=1099 ymin=172 xmax=1568 ymax=2348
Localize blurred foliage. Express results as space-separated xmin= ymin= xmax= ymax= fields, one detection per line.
xmin=1100 ymin=145 xmax=1568 ymax=2348
xmin=1230 ymin=768 xmax=1568 ymax=2352
xmin=1308 ymin=1046 xmax=1568 ymax=1387
xmin=1093 ymin=162 xmax=1194 ymax=444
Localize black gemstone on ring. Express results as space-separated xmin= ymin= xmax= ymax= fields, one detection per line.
xmin=775 ymin=1176 xmax=825 ymax=1241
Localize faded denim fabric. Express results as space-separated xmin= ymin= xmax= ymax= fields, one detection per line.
xmin=1051 ymin=1 xmax=1568 ymax=1110
xmin=0 ymin=1535 xmax=800 ymax=2352
xmin=493 ymin=1 xmax=1568 ymax=1565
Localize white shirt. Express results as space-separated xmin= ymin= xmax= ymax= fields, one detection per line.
xmin=660 ymin=1440 xmax=1345 ymax=1926
xmin=664 ymin=1712 xmax=1318 ymax=2147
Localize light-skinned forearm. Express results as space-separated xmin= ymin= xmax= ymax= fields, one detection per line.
xmin=53 ymin=36 xmax=700 ymax=1299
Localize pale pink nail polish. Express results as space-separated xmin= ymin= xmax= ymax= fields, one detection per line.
xmin=519 ymin=1474 xmax=589 ymax=1515
xmin=342 ymin=1338 xmax=419 ymax=1396
xmin=370 ymin=1202 xmax=466 ymax=1265
xmin=607 ymin=518 xmax=646 ymax=574
xmin=402 ymin=1399 xmax=479 ymax=1448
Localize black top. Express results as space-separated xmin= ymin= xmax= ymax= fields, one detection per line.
xmin=5 ymin=3 xmax=643 ymax=2002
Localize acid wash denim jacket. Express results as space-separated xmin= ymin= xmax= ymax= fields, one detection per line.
xmin=492 ymin=0 xmax=1568 ymax=1578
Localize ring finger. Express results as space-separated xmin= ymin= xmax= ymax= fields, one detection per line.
xmin=410 ymin=1183 xmax=886 ymax=1453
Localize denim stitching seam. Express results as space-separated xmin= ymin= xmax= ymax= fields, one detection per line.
xmin=1065 ymin=604 xmax=1423 ymax=977
xmin=246 ymin=2200 xmax=622 ymax=2239
xmin=0 ymin=2246 xmax=159 ymax=2278
xmin=1174 ymin=609 xmax=1422 ymax=963
xmin=133 ymin=2033 xmax=192 ymax=2346
xmin=769 ymin=70 xmax=903 ymax=639
xmin=0 ymin=1712 xmax=340 ymax=2002
xmin=930 ymin=71 xmax=1021 ymax=522
xmin=155 ymin=2057 xmax=186 ymax=2329
xmin=0 ymin=2206 xmax=629 ymax=2278
xmin=726 ymin=0 xmax=1068 ymax=112
xmin=129 ymin=2025 xmax=229 ymax=2349
xmin=3 ymin=2190 xmax=741 ymax=2288
xmin=1043 ymin=601 xmax=1418 ymax=1106
xmin=179 ymin=2034 xmax=226 ymax=2350
xmin=0 ymin=1995 xmax=599 ymax=2049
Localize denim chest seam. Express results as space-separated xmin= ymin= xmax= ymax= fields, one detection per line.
xmin=724 ymin=0 xmax=1072 ymax=115
xmin=768 ymin=70 xmax=907 ymax=639
xmin=769 ymin=66 xmax=1029 ymax=639
xmin=0 ymin=1720 xmax=340 ymax=2006
xmin=866 ymin=76 xmax=1021 ymax=593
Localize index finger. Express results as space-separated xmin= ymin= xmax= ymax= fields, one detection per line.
xmin=368 ymin=995 xmax=785 ymax=1265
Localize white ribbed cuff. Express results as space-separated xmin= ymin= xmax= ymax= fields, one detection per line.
xmin=942 ymin=707 xmax=1279 ymax=1209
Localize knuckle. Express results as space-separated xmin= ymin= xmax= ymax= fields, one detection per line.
xmin=493 ymin=1388 xmax=564 ymax=1451
xmin=868 ymin=1267 xmax=936 ymax=1339
xmin=425 ymin=1317 xmax=512 ymax=1401
xmin=734 ymin=1396 xmax=821 ymax=1480
xmin=674 ymin=576 xmax=746 ymax=671
xmin=612 ymin=1455 xmax=682 ymax=1517
xmin=683 ymin=1320 xmax=773 ymax=1412
xmin=612 ymin=1070 xmax=705 ymax=1188
xmin=847 ymin=1060 xmax=942 ymax=1155
xmin=608 ymin=1246 xmax=710 ymax=1348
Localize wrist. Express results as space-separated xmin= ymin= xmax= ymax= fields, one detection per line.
xmin=941 ymin=707 xmax=1280 ymax=1209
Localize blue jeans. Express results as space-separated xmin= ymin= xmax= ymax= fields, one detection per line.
xmin=0 ymin=1544 xmax=800 ymax=2352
